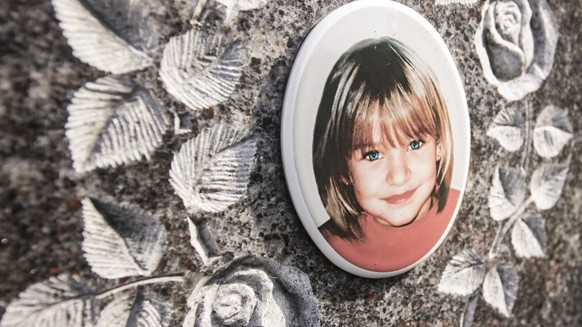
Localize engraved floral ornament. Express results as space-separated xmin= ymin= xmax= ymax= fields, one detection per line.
xmin=183 ymin=257 xmax=320 ymax=327
xmin=441 ymin=1 xmax=567 ymax=324
xmin=438 ymin=103 xmax=573 ymax=326
xmin=485 ymin=0 xmax=534 ymax=81
xmin=475 ymin=0 xmax=558 ymax=101
xmin=0 ymin=1 xmax=320 ymax=327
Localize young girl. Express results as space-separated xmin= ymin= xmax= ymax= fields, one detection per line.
xmin=313 ymin=37 xmax=459 ymax=272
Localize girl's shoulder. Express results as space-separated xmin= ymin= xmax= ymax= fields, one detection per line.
xmin=442 ymin=187 xmax=461 ymax=217
xmin=448 ymin=188 xmax=461 ymax=200
xmin=319 ymin=222 xmax=361 ymax=244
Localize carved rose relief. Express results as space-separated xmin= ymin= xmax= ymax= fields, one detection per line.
xmin=475 ymin=0 xmax=558 ymax=101
xmin=183 ymin=256 xmax=320 ymax=327
xmin=485 ymin=0 xmax=534 ymax=81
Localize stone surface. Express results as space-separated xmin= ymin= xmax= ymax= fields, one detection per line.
xmin=0 ymin=0 xmax=581 ymax=326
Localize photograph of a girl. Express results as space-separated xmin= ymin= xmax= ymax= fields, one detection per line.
xmin=313 ymin=37 xmax=459 ymax=272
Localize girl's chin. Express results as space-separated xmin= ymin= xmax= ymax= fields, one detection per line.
xmin=372 ymin=214 xmax=416 ymax=227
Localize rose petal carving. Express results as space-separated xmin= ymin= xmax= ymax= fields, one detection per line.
xmin=475 ymin=0 xmax=559 ymax=101
xmin=485 ymin=0 xmax=534 ymax=81
xmin=183 ymin=256 xmax=320 ymax=327
xmin=211 ymin=283 xmax=257 ymax=326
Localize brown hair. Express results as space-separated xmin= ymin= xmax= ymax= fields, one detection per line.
xmin=313 ymin=37 xmax=453 ymax=240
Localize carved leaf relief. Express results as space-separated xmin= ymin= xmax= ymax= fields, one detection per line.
xmin=511 ymin=212 xmax=546 ymax=258
xmin=160 ymin=28 xmax=245 ymax=113
xmin=482 ymin=264 xmax=519 ymax=318
xmin=530 ymin=163 xmax=569 ymax=210
xmin=66 ymin=77 xmax=170 ymax=173
xmin=169 ymin=123 xmax=257 ymax=214
xmin=95 ymin=291 xmax=171 ymax=327
xmin=487 ymin=106 xmax=525 ymax=152
xmin=435 ymin=0 xmax=478 ymax=6
xmin=216 ymin=0 xmax=270 ymax=20
xmin=533 ymin=106 xmax=573 ymax=158
xmin=52 ymin=0 xmax=156 ymax=74
xmin=438 ymin=248 xmax=486 ymax=296
xmin=488 ymin=166 xmax=527 ymax=221
xmin=82 ymin=198 xmax=167 ymax=279
xmin=0 ymin=274 xmax=95 ymax=327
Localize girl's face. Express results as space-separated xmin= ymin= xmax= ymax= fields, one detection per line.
xmin=344 ymin=121 xmax=440 ymax=227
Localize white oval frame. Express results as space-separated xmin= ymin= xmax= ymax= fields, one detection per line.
xmin=281 ymin=0 xmax=470 ymax=278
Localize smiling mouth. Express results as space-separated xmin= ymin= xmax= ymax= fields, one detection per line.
xmin=384 ymin=189 xmax=416 ymax=205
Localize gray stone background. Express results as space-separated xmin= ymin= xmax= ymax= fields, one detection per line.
xmin=0 ymin=0 xmax=580 ymax=326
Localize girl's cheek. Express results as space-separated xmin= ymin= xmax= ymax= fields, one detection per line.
xmin=369 ymin=163 xmax=388 ymax=184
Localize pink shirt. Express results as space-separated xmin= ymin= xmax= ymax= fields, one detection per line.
xmin=321 ymin=189 xmax=460 ymax=272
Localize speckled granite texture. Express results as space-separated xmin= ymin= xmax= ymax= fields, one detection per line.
xmin=0 ymin=0 xmax=580 ymax=326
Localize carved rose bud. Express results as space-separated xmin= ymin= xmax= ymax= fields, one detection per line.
xmin=183 ymin=256 xmax=320 ymax=327
xmin=475 ymin=0 xmax=558 ymax=101
xmin=210 ymin=281 xmax=258 ymax=326
xmin=486 ymin=0 xmax=534 ymax=80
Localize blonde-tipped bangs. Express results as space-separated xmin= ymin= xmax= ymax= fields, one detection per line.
xmin=350 ymin=90 xmax=440 ymax=153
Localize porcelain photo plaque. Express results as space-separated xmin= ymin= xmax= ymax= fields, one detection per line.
xmin=281 ymin=0 xmax=470 ymax=278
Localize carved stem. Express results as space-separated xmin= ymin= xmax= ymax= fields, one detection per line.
xmin=460 ymin=293 xmax=479 ymax=327
xmin=96 ymin=273 xmax=185 ymax=300
xmin=489 ymin=196 xmax=534 ymax=259
xmin=570 ymin=135 xmax=582 ymax=148
xmin=191 ymin=0 xmax=213 ymax=24
xmin=188 ymin=217 xmax=222 ymax=265
xmin=521 ymin=101 xmax=532 ymax=172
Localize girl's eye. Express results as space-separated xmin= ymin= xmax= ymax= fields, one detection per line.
xmin=408 ymin=140 xmax=424 ymax=151
xmin=363 ymin=150 xmax=381 ymax=161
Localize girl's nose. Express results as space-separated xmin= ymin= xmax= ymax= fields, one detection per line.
xmin=386 ymin=152 xmax=410 ymax=186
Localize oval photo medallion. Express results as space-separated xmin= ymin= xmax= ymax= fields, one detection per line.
xmin=281 ymin=0 xmax=470 ymax=278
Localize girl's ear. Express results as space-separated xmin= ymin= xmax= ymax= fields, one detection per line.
xmin=436 ymin=142 xmax=443 ymax=161
xmin=338 ymin=174 xmax=351 ymax=186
